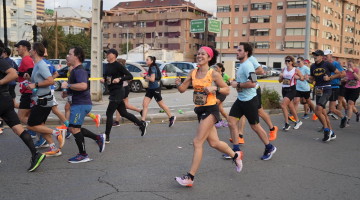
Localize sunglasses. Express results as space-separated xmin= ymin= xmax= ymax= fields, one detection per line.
xmin=285 ymin=60 xmax=291 ymax=63
xmin=296 ymin=61 xmax=301 ymax=63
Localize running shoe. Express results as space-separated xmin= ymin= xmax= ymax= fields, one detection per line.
xmin=222 ymin=121 xmax=229 ymax=127
xmin=222 ymin=154 xmax=232 ymax=159
xmin=28 ymin=130 xmax=37 ymax=139
xmin=175 ymin=174 xmax=194 ymax=187
xmin=294 ymin=121 xmax=303 ymax=129
xmin=283 ymin=123 xmax=291 ymax=131
xmin=112 ymin=121 xmax=120 ymax=127
xmin=340 ymin=116 xmax=347 ymax=128
xmin=302 ymin=114 xmax=309 ymax=119
xmin=328 ymin=112 xmax=339 ymax=120
xmin=0 ymin=128 xmax=3 ymax=135
xmin=269 ymin=126 xmax=278 ymax=141
xmin=105 ymin=137 xmax=110 ymax=144
xmin=346 ymin=118 xmax=350 ymax=127
xmin=28 ymin=152 xmax=46 ymax=172
xmin=312 ymin=113 xmax=318 ymax=121
xmin=65 ymin=130 xmax=72 ymax=139
xmin=356 ymin=112 xmax=360 ymax=122
xmin=140 ymin=121 xmax=148 ymax=136
xmin=34 ymin=136 xmax=49 ymax=148
xmin=261 ymin=146 xmax=277 ymax=160
xmin=43 ymin=148 xmax=62 ymax=157
xmin=96 ymin=134 xmax=106 ymax=153
xmin=288 ymin=116 xmax=296 ymax=123
xmin=56 ymin=129 xmax=65 ymax=149
xmin=94 ymin=114 xmax=101 ymax=128
xmin=330 ymin=130 xmax=336 ymax=141
xmin=233 ymin=151 xmax=243 ymax=172
xmin=215 ymin=120 xmax=223 ymax=128
xmin=322 ymin=129 xmax=331 ymax=142
xmin=229 ymin=135 xmax=245 ymax=144
xmin=169 ymin=116 xmax=176 ymax=127
xmin=68 ymin=154 xmax=92 ymax=163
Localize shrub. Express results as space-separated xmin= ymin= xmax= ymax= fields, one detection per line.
xmin=261 ymin=87 xmax=281 ymax=109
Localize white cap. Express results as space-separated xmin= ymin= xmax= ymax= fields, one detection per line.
xmin=324 ymin=49 xmax=333 ymax=55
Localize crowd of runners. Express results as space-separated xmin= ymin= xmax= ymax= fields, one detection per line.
xmin=0 ymin=41 xmax=359 ymax=187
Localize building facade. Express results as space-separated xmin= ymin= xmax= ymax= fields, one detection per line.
xmin=103 ymin=0 xmax=215 ymax=62
xmin=0 ymin=0 xmax=37 ymax=44
xmin=216 ymin=0 xmax=360 ymax=68
xmin=37 ymin=7 xmax=91 ymax=35
xmin=36 ymin=0 xmax=45 ymax=20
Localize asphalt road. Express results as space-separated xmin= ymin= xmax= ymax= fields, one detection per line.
xmin=1 ymin=108 xmax=360 ymax=200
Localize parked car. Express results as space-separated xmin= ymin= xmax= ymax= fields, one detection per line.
xmin=135 ymin=61 xmax=163 ymax=68
xmin=125 ymin=62 xmax=149 ymax=92
xmin=158 ymin=63 xmax=178 ymax=89
xmin=270 ymin=68 xmax=281 ymax=76
xmin=169 ymin=62 xmax=197 ymax=73
xmin=260 ymin=65 xmax=272 ymax=78
xmin=10 ymin=57 xmax=22 ymax=66
xmin=48 ymin=59 xmax=67 ymax=70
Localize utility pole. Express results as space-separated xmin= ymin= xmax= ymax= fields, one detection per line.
xmin=90 ymin=0 xmax=103 ymax=101
xmin=304 ymin=0 xmax=311 ymax=59
xmin=55 ymin=11 xmax=58 ymax=58
xmin=2 ymin=0 xmax=8 ymax=46
xmin=143 ymin=34 xmax=145 ymax=60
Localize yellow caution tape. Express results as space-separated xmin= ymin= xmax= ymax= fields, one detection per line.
xmin=54 ymin=76 xmax=187 ymax=81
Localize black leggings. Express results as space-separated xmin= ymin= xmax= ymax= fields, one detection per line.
xmin=105 ymin=100 xmax=142 ymax=137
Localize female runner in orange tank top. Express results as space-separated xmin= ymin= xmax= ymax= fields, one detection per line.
xmin=174 ymin=46 xmax=243 ymax=187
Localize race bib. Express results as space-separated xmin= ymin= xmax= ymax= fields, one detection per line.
xmin=283 ymin=78 xmax=291 ymax=85
xmin=348 ymin=80 xmax=358 ymax=86
xmin=315 ymin=87 xmax=323 ymax=96
xmin=193 ymin=91 xmax=208 ymax=105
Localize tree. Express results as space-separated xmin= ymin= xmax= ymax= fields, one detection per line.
xmin=60 ymin=32 xmax=91 ymax=58
xmin=119 ymin=42 xmax=133 ymax=55
xmin=39 ymin=26 xmax=66 ymax=58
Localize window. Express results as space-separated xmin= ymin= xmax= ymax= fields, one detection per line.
xmin=250 ymin=29 xmax=270 ymax=36
xmin=112 ymin=44 xmax=116 ymax=48
xmin=287 ymin=15 xmax=306 ymax=22
xmin=234 ymin=17 xmax=239 ymax=24
xmin=222 ymin=17 xmax=230 ymax=24
xmin=277 ymin=15 xmax=282 ymax=23
xmin=235 ymin=5 xmax=239 ymax=12
xmin=285 ymin=41 xmax=305 ymax=49
xmin=251 ymin=3 xmax=272 ymax=10
xmin=276 ymin=28 xmax=282 ymax=36
xmin=286 ymin=28 xmax=306 ymax=36
xmin=243 ymin=5 xmax=248 ymax=11
xmin=233 ymin=42 xmax=239 ymax=49
xmin=287 ymin=1 xmax=307 ymax=9
xmin=311 ymin=29 xmax=318 ymax=36
xmin=277 ymin=2 xmax=283 ymax=10
xmin=113 ymin=34 xmax=116 ymax=38
xmin=217 ymin=5 xmax=231 ymax=12
xmin=255 ymin=42 xmax=270 ymax=49
xmin=242 ymin=30 xmax=246 ymax=36
xmin=243 ymin=17 xmax=248 ymax=24
xmin=234 ymin=30 xmax=239 ymax=37
xmin=222 ymin=30 xmax=230 ymax=37
xmin=250 ymin=16 xmax=270 ymax=23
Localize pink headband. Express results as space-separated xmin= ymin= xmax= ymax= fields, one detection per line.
xmin=201 ymin=46 xmax=214 ymax=59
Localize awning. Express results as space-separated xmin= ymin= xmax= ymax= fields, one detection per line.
xmin=256 ymin=29 xmax=270 ymax=32
xmin=286 ymin=13 xmax=306 ymax=17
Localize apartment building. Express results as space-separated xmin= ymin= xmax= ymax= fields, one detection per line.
xmin=0 ymin=0 xmax=37 ymax=43
xmin=103 ymin=0 xmax=215 ymax=61
xmin=36 ymin=0 xmax=45 ymax=20
xmin=37 ymin=7 xmax=92 ymax=35
xmin=216 ymin=0 xmax=360 ymax=68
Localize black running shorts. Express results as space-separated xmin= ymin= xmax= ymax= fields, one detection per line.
xmin=229 ymin=96 xmax=259 ymax=125
xmin=329 ymin=88 xmax=339 ymax=102
xmin=19 ymin=93 xmax=32 ymax=109
xmin=194 ymin=104 xmax=221 ymax=123
xmin=145 ymin=87 xmax=162 ymax=102
xmin=27 ymin=105 xmax=52 ymax=126
xmin=0 ymin=93 xmax=21 ymax=128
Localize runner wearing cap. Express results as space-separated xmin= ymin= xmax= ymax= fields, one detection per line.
xmin=309 ymin=50 xmax=341 ymax=142
xmin=322 ymin=50 xmax=347 ymax=127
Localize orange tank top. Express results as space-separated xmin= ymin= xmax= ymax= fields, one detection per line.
xmin=191 ymin=68 xmax=217 ymax=107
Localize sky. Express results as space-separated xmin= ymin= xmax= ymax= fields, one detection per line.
xmin=45 ymin=0 xmax=217 ymax=14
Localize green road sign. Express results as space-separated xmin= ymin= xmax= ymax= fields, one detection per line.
xmin=190 ymin=19 xmax=206 ymax=33
xmin=208 ymin=19 xmax=221 ymax=34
